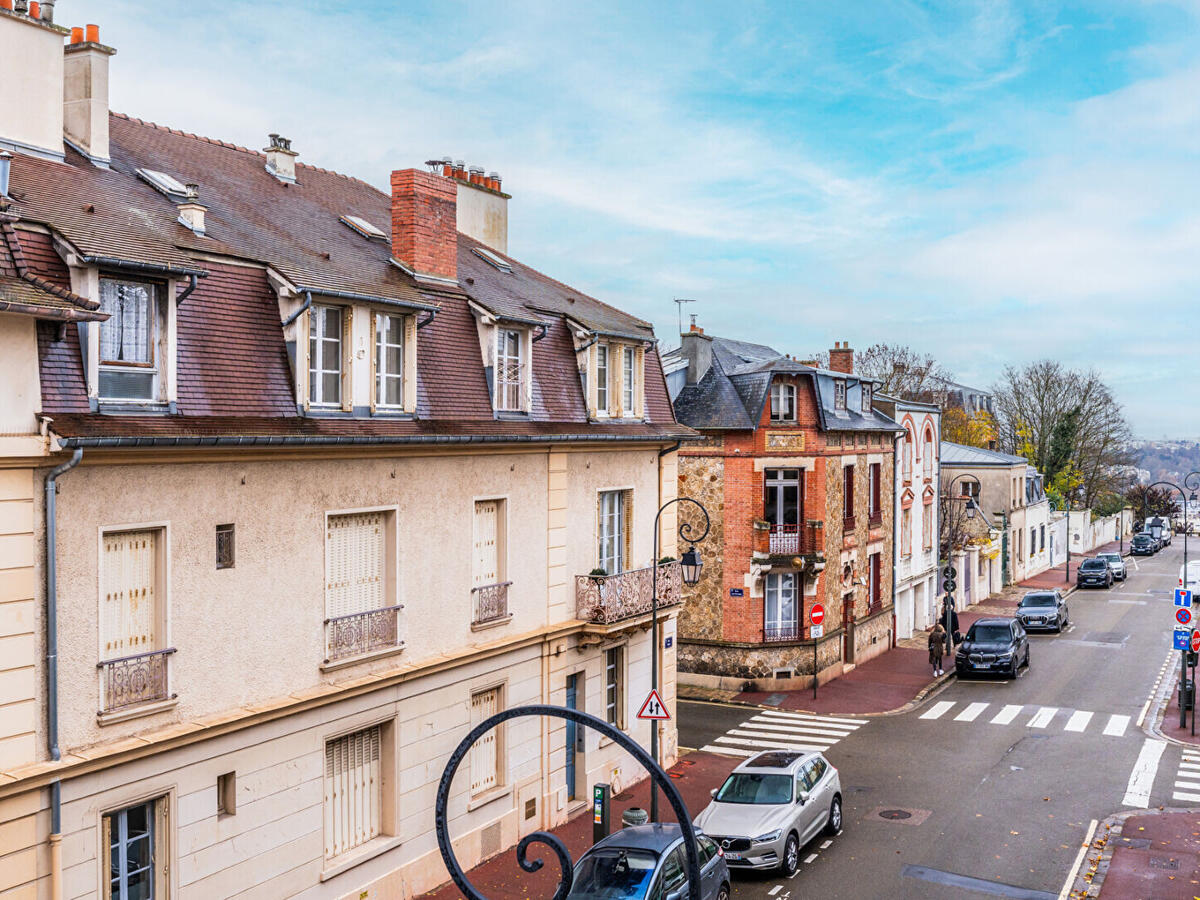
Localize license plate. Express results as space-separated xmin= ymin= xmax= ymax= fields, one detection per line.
xmin=725 ymin=852 xmax=742 ymax=861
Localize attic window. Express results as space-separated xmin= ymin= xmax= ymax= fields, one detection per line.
xmin=472 ymin=246 xmax=512 ymax=273
xmin=862 ymin=384 xmax=873 ymax=413
xmin=136 ymin=168 xmax=191 ymax=200
xmin=834 ymin=379 xmax=847 ymax=411
xmin=340 ymin=215 xmax=387 ymax=240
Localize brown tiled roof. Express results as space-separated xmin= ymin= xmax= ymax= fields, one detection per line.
xmin=0 ymin=219 xmax=104 ymax=321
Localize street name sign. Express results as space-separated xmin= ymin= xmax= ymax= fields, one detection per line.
xmin=1176 ymin=588 xmax=1193 ymax=608
xmin=636 ymin=689 xmax=670 ymax=721
xmin=1175 ymin=628 xmax=1192 ymax=651
xmin=811 ymin=604 xmax=826 ymax=626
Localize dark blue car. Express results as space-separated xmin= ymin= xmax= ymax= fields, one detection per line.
xmin=567 ymin=824 xmax=730 ymax=900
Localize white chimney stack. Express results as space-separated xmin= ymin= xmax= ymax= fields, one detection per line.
xmin=176 ymin=183 xmax=206 ymax=235
xmin=0 ymin=5 xmax=67 ymax=160
xmin=264 ymin=134 xmax=298 ymax=183
xmin=63 ymin=24 xmax=115 ymax=164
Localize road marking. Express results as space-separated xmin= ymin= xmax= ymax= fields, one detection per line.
xmin=1057 ymin=819 xmax=1098 ymax=900
xmin=1064 ymin=711 xmax=1094 ymax=733
xmin=725 ymin=729 xmax=834 ymax=748
xmin=1178 ymin=761 xmax=1200 ymax=771
xmin=714 ymin=736 xmax=829 ymax=752
xmin=1103 ymin=714 xmax=1129 ymax=737
xmin=752 ymin=709 xmax=868 ymax=728
xmin=820 ymin=840 xmax=832 ymax=849
xmin=1122 ymin=738 xmax=1167 ymax=808
xmin=768 ymin=887 xmax=782 ymax=897
xmin=1174 ymin=790 xmax=1200 ymax=802
xmin=954 ymin=702 xmax=990 ymax=722
xmin=1174 ymin=779 xmax=1200 ymax=790
xmin=920 ymin=701 xmax=955 ymax=720
xmin=803 ymin=853 xmax=818 ymax=864
xmin=1028 ymin=707 xmax=1059 ymax=728
xmin=991 ymin=704 xmax=1023 ymax=725
xmin=698 ymin=745 xmax=754 ymax=757
xmin=746 ymin=716 xmax=856 ymax=737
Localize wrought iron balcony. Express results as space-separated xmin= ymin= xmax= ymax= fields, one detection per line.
xmin=98 ymin=647 xmax=175 ymax=713
xmin=472 ymin=581 xmax=512 ymax=626
xmin=765 ymin=522 xmax=823 ymax=556
xmin=763 ymin=623 xmax=802 ymax=643
xmin=324 ymin=604 xmax=403 ymax=663
xmin=576 ymin=562 xmax=681 ymax=625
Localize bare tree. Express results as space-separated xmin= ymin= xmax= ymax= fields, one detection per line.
xmin=856 ymin=343 xmax=955 ymax=403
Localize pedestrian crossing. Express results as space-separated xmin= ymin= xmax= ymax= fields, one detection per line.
xmin=1172 ymin=748 xmax=1200 ymax=803
xmin=700 ymin=709 xmax=869 ymax=758
xmin=916 ymin=700 xmax=1130 ymax=738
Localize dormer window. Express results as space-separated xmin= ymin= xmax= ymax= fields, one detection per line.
xmin=770 ymin=382 xmax=796 ymax=422
xmin=622 ymin=347 xmax=639 ymax=418
xmin=834 ymin=379 xmax=847 ymax=411
xmin=375 ymin=313 xmax=405 ymax=408
xmin=596 ymin=343 xmax=611 ymax=415
xmin=98 ymin=276 xmax=161 ymax=402
xmin=862 ymin=384 xmax=872 ymax=413
xmin=495 ymin=327 xmax=526 ymax=412
xmin=308 ymin=305 xmax=343 ymax=407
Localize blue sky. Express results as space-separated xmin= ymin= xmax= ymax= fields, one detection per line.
xmin=71 ymin=0 xmax=1200 ymax=437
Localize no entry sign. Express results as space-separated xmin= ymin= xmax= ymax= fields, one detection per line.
xmin=1179 ymin=608 xmax=1193 ymax=626
xmin=811 ymin=604 xmax=826 ymax=626
xmin=1192 ymin=630 xmax=1200 ymax=653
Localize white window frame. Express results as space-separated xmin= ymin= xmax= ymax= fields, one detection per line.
xmin=309 ymin=304 xmax=344 ymax=407
xmin=495 ymin=327 xmax=526 ymax=412
xmin=595 ymin=343 xmax=610 ymax=415
xmin=622 ymin=346 xmax=636 ymax=417
xmin=323 ymin=721 xmax=392 ymax=860
xmin=903 ymin=428 xmax=914 ymax=482
xmin=98 ymin=276 xmax=163 ymax=403
xmin=102 ymin=795 xmax=170 ymax=900
xmin=834 ymin=379 xmax=847 ymax=411
xmin=604 ymin=646 xmax=626 ymax=729
xmin=764 ymin=573 xmax=798 ymax=632
xmin=374 ymin=311 xmax=405 ymax=410
xmin=862 ymin=384 xmax=873 ymax=413
xmin=472 ymin=497 xmax=507 ymax=587
xmin=469 ymin=684 xmax=506 ymax=796
xmin=770 ymin=382 xmax=796 ymax=422
xmin=598 ymin=489 xmax=629 ymax=575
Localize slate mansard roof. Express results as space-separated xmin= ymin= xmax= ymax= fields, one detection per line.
xmin=6 ymin=112 xmax=690 ymax=445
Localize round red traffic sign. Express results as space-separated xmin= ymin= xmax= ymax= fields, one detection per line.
xmin=811 ymin=604 xmax=825 ymax=626
xmin=1179 ymin=608 xmax=1193 ymax=626
xmin=1192 ymin=630 xmax=1200 ymax=653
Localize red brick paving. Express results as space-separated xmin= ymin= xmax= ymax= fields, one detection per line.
xmin=1099 ymin=812 xmax=1200 ymax=899
xmin=417 ymin=751 xmax=735 ymax=899
xmin=1159 ymin=671 xmax=1200 ymax=746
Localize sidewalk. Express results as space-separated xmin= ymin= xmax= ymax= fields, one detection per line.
xmin=417 ymin=750 xmax=731 ymax=899
xmin=1159 ymin=675 xmax=1200 ymax=747
xmin=1092 ymin=811 xmax=1200 ymax=899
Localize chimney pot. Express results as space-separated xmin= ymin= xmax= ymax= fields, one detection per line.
xmin=85 ymin=23 xmax=98 ymax=42
xmin=263 ymin=134 xmax=298 ymax=183
xmin=184 ymin=183 xmax=199 ymax=200
xmin=13 ymin=0 xmax=27 ymax=13
xmin=39 ymin=0 xmax=51 ymax=20
xmin=0 ymin=1 xmax=14 ymax=11
xmin=829 ymin=341 xmax=854 ymax=374
xmin=70 ymin=25 xmax=82 ymax=42
xmin=28 ymin=1 xmax=39 ymax=19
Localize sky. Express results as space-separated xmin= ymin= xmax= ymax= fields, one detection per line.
xmin=68 ymin=0 xmax=1200 ymax=438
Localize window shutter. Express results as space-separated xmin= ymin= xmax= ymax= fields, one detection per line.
xmin=341 ymin=306 xmax=353 ymax=411
xmin=470 ymin=689 xmax=501 ymax=794
xmin=368 ymin=311 xmax=378 ymax=413
xmin=326 ymin=513 xmax=385 ymax=619
xmin=101 ymin=529 xmax=157 ymax=660
xmin=324 ymin=725 xmax=382 ymax=858
xmin=622 ymin=490 xmax=633 ymax=572
xmin=473 ymin=501 xmax=499 ymax=586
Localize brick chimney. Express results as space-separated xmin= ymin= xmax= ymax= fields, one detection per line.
xmin=391 ymin=168 xmax=457 ymax=282
xmin=829 ymin=341 xmax=854 ymax=374
xmin=680 ymin=321 xmax=713 ymax=385
xmin=63 ymin=24 xmax=116 ymax=163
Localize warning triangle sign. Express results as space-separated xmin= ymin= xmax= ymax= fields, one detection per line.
xmin=636 ymin=689 xmax=671 ymax=721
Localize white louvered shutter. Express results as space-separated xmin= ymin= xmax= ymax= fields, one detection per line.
xmin=323 ymin=725 xmax=382 ymax=858
xmin=473 ymin=501 xmax=499 ymax=587
xmin=326 ymin=513 xmax=385 ymax=619
xmin=101 ymin=529 xmax=157 ymax=660
xmin=470 ymin=688 xmax=500 ymax=795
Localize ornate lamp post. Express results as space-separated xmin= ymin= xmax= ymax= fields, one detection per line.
xmin=1149 ymin=480 xmax=1197 ymax=728
xmin=942 ymin=474 xmax=982 ymax=643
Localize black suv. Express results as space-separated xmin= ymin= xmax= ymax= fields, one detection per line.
xmin=1077 ymin=557 xmax=1113 ymax=588
xmin=1130 ymin=533 xmax=1155 ymax=556
xmin=955 ymin=618 xmax=1030 ymax=679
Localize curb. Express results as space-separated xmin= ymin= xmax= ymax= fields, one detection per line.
xmin=1061 ymin=807 xmax=1199 ymax=899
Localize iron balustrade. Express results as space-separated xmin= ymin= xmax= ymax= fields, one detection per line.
xmin=763 ymin=623 xmax=803 ymax=642
xmin=324 ymin=604 xmax=404 ymax=663
xmin=575 ymin=562 xmax=681 ymax=624
xmin=97 ymin=647 xmax=175 ymax=712
xmin=471 ymin=581 xmax=512 ymax=625
xmin=769 ymin=523 xmax=800 ymax=554
xmin=495 ymin=361 xmax=525 ymax=411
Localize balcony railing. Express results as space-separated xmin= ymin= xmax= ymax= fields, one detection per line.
xmin=765 ymin=522 xmax=823 ymax=556
xmin=472 ymin=581 xmax=512 ymax=626
xmin=98 ymin=647 xmax=175 ymax=713
xmin=575 ymin=562 xmax=681 ymax=625
xmin=763 ymin=623 xmax=802 ymax=643
xmin=324 ymin=604 xmax=403 ymax=663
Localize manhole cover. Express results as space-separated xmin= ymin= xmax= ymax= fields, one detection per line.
xmin=868 ymin=806 xmax=932 ymax=826
xmin=1149 ymin=857 xmax=1180 ymax=871
xmin=764 ymin=693 xmax=786 ymax=706
xmin=880 ymin=809 xmax=912 ymax=820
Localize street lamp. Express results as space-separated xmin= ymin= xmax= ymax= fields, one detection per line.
xmin=942 ymin=474 xmax=982 ymax=655
xmin=650 ymin=497 xmax=710 ymax=823
xmin=1149 ymin=480 xmax=1194 ymax=729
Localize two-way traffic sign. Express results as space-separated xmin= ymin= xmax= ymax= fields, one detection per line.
xmin=636 ymin=689 xmax=670 ymax=721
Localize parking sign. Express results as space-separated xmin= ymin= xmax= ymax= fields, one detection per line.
xmin=1175 ymin=628 xmax=1192 ymax=651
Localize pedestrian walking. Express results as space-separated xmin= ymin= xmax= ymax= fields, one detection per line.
xmin=928 ymin=624 xmax=946 ymax=677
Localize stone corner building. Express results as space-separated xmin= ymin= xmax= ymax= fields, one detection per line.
xmin=664 ymin=327 xmax=902 ymax=691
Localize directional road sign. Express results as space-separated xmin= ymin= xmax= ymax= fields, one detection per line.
xmin=636 ymin=689 xmax=670 ymax=721
xmin=811 ymin=604 xmax=826 ymax=626
xmin=1177 ymin=589 xmax=1193 ymax=608
xmin=1175 ymin=628 xmax=1193 ymax=651
xmin=1179 ymin=608 xmax=1194 ymax=627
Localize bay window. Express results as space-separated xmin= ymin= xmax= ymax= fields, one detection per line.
xmin=770 ymin=382 xmax=796 ymax=422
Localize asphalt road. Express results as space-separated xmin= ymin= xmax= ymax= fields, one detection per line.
xmin=678 ymin=541 xmax=1194 ymax=899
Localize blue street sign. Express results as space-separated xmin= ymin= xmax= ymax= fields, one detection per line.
xmin=1176 ymin=589 xmax=1193 ymax=608
xmin=664 ymin=636 xmax=673 ymax=649
xmin=729 ymin=588 xmax=745 ymax=598
xmin=1175 ymin=628 xmax=1192 ymax=651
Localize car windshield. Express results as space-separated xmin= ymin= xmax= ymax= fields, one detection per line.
xmin=715 ymin=772 xmax=793 ymax=804
xmin=969 ymin=624 xmax=1012 ymax=642
xmin=1134 ymin=535 xmax=1151 ymax=544
xmin=1020 ymin=594 xmax=1056 ymax=608
xmin=1099 ymin=554 xmax=1119 ymax=563
xmin=569 ymin=849 xmax=658 ymax=899
xmin=1081 ymin=560 xmax=1107 ymax=571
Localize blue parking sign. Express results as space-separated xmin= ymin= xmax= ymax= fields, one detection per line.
xmin=1176 ymin=589 xmax=1193 ymax=608
xmin=1175 ymin=628 xmax=1193 ymax=650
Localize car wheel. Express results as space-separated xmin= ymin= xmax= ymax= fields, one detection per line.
xmin=1010 ymin=658 xmax=1019 ymax=679
xmin=717 ymin=886 xmax=730 ymax=900
xmin=781 ymin=833 xmax=800 ymax=876
xmin=825 ymin=794 xmax=843 ymax=835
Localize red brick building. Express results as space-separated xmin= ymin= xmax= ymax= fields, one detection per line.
xmin=665 ymin=328 xmax=902 ymax=689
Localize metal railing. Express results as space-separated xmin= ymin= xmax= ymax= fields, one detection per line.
xmin=495 ymin=362 xmax=525 ymax=412
xmin=769 ymin=524 xmax=801 ymax=554
xmin=472 ymin=581 xmax=511 ymax=625
xmin=763 ymin=623 xmax=802 ymax=643
xmin=98 ymin=647 xmax=175 ymax=712
xmin=575 ymin=562 xmax=681 ymax=624
xmin=324 ymin=604 xmax=404 ymax=663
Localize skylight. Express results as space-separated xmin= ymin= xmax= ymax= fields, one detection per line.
xmin=472 ymin=246 xmax=513 ymax=273
xmin=136 ymin=168 xmax=191 ymax=200
xmin=340 ymin=215 xmax=387 ymax=240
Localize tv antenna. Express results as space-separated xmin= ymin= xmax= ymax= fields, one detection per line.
xmin=674 ymin=298 xmax=696 ymax=336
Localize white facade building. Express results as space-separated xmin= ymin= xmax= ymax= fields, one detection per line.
xmin=888 ymin=399 xmax=940 ymax=638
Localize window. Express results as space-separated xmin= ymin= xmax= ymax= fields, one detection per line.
xmin=902 ymin=428 xmax=914 ymax=482
xmin=495 ymin=328 xmax=524 ymax=412
xmin=901 ymin=508 xmax=912 ymax=557
xmin=98 ymin=277 xmax=159 ymax=401
xmin=309 ymin=305 xmax=344 ymax=407
xmin=923 ymin=500 xmax=933 ymax=549
xmin=1030 ymin=527 xmax=1036 ymax=558
xmin=324 ymin=511 xmax=398 ymax=662
xmin=1040 ymin=525 xmax=1046 ymax=552
xmin=596 ymin=343 xmax=610 ymax=414
xmin=470 ymin=687 xmax=504 ymax=795
xmin=374 ymin=313 xmax=405 ymax=409
xmin=843 ymin=465 xmax=855 ymax=530
xmin=622 ymin=346 xmax=636 ymax=415
xmin=651 ymin=845 xmax=687 ymax=900
xmin=215 ymin=523 xmax=234 ymax=570
xmin=764 ymin=469 xmax=801 ymax=527
xmin=923 ymin=431 xmax=935 ymax=480
xmin=605 ymin=647 xmax=625 ymax=728
xmin=104 ymin=799 xmax=167 ymax=900
xmin=862 ymin=384 xmax=872 ymax=413
xmin=764 ymin=573 xmax=798 ymax=638
xmin=834 ymin=379 xmax=847 ymax=410
xmin=324 ymin=725 xmax=382 ymax=858
xmin=217 ymin=772 xmax=236 ymax=817
xmin=341 ymin=214 xmax=387 ymax=240
xmin=472 ymin=500 xmax=505 ymax=587
xmin=770 ymin=382 xmax=796 ymax=422
xmin=869 ymin=463 xmax=882 ymax=524
xmin=868 ymin=552 xmax=881 ymax=611
xmin=598 ymin=490 xmax=631 ymax=575
xmin=100 ymin=528 xmax=169 ymax=712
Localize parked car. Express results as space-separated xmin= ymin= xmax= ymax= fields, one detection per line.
xmin=694 ymin=750 xmax=842 ymax=876
xmin=1017 ymin=591 xmax=1070 ymax=632
xmin=567 ymin=824 xmax=730 ymax=900
xmin=955 ymin=617 xmax=1030 ymax=679
xmin=1131 ymin=533 xmax=1156 ymax=556
xmin=1181 ymin=560 xmax=1200 ymax=593
xmin=1077 ymin=557 xmax=1114 ymax=588
xmin=1097 ymin=552 xmax=1127 ymax=582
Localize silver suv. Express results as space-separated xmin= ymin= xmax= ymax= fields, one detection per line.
xmin=1098 ymin=552 xmax=1127 ymax=582
xmin=693 ymin=750 xmax=842 ymax=876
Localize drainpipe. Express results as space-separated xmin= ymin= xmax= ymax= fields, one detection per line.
xmin=49 ymin=781 xmax=62 ymax=900
xmin=281 ymin=289 xmax=313 ymax=328
xmin=175 ymin=273 xmax=198 ymax=305
xmin=891 ymin=434 xmax=900 ymax=647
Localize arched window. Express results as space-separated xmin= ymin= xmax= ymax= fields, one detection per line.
xmin=902 ymin=427 xmax=914 ymax=483
xmin=923 ymin=426 xmax=935 ymax=480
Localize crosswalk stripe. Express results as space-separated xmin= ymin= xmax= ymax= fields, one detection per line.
xmin=955 ymin=702 xmax=990 ymax=722
xmin=1123 ymin=738 xmax=1167 ymax=808
xmin=920 ymin=701 xmax=955 ymax=721
xmin=726 ymin=729 xmax=835 ymax=748
xmin=1173 ymin=790 xmax=1200 ymax=802
xmin=1028 ymin=707 xmax=1058 ymax=728
xmin=1176 ymin=782 xmax=1200 ymax=792
xmin=1065 ymin=711 xmax=1094 ymax=733
xmin=1179 ymin=765 xmax=1200 ymax=775
xmin=990 ymin=705 xmax=1023 ymax=725
xmin=746 ymin=717 xmax=856 ymax=737
xmin=1103 ymin=715 xmax=1130 ymax=737
xmin=715 ymin=736 xmax=830 ymax=752
xmin=1183 ymin=754 xmax=1200 ymax=764
xmin=754 ymin=710 xmax=867 ymax=728
xmin=700 ymin=744 xmax=754 ymax=757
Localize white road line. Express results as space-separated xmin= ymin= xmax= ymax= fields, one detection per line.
xmin=1064 ymin=711 xmax=1094 ymax=733
xmin=820 ymin=840 xmax=832 ymax=849
xmin=920 ymin=701 xmax=955 ymax=720
xmin=1103 ymin=714 xmax=1130 ymax=737
xmin=725 ymin=729 xmax=835 ymax=748
xmin=1178 ymin=762 xmax=1200 ymax=771
xmin=1057 ymin=819 xmax=1098 ymax=900
xmin=767 ymin=887 xmax=782 ymax=897
xmin=1028 ymin=707 xmax=1059 ymax=728
xmin=1136 ymin=699 xmax=1151 ymax=728
xmin=1122 ymin=738 xmax=1167 ymax=808
xmin=955 ymin=702 xmax=990 ymax=722
xmin=715 ymin=736 xmax=830 ymax=752
xmin=990 ymin=704 xmax=1023 ymax=725
xmin=1173 ymin=779 xmax=1200 ymax=790
xmin=699 ymin=744 xmax=754 ymax=757
xmin=745 ymin=717 xmax=856 ymax=737
xmin=1173 ymin=790 xmax=1200 ymax=802
xmin=1183 ymin=754 xmax=1200 ymax=763
xmin=803 ymin=853 xmax=818 ymax=864
xmin=754 ymin=710 xmax=867 ymax=727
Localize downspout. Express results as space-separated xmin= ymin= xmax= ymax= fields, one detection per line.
xmin=175 ymin=273 xmax=198 ymax=305
xmin=45 ymin=447 xmax=81 ymax=900
xmin=891 ymin=433 xmax=900 ymax=648
xmin=281 ymin=289 xmax=313 ymax=328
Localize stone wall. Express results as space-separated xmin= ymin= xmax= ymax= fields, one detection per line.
xmin=677 ymin=454 xmax=725 ymax=641
xmin=679 ymin=632 xmax=843 ymax=682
